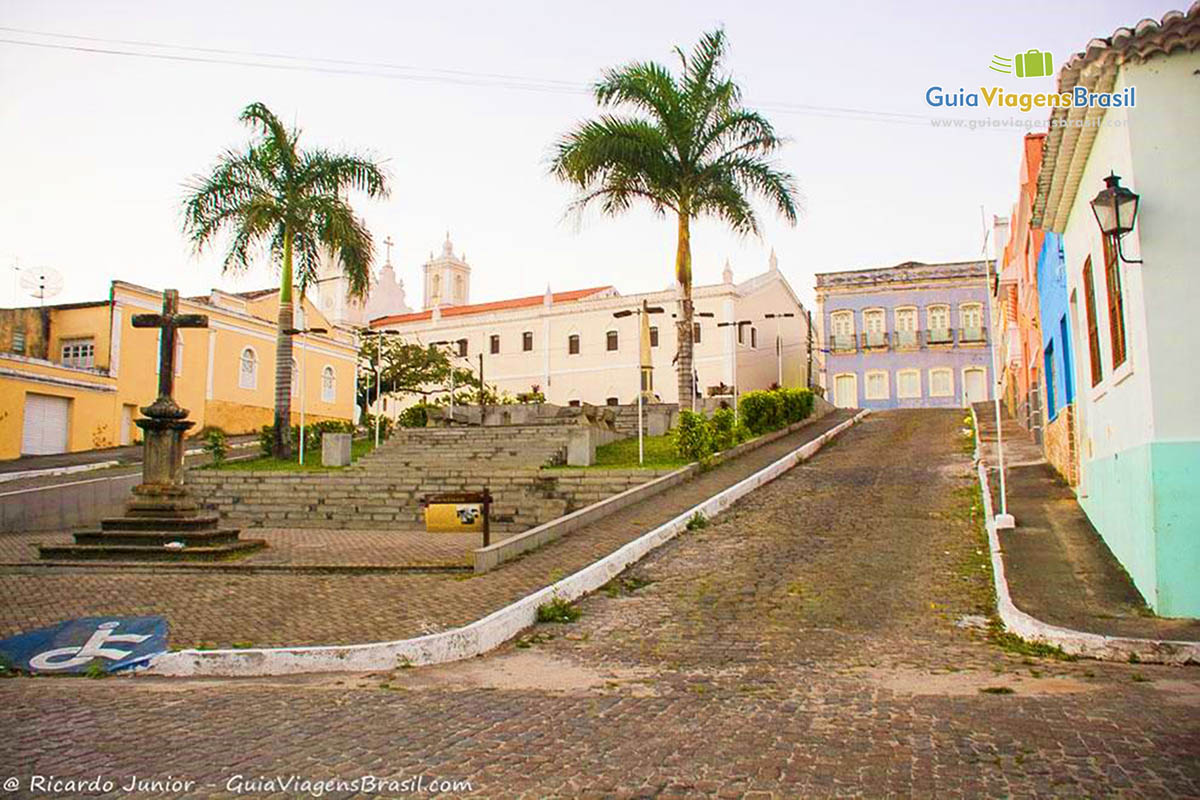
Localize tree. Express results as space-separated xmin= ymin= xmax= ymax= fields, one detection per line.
xmin=183 ymin=102 xmax=388 ymax=457
xmin=551 ymin=30 xmax=799 ymax=409
xmin=356 ymin=338 xmax=475 ymax=420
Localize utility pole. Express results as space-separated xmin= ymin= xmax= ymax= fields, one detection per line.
xmin=981 ymin=205 xmax=1015 ymax=529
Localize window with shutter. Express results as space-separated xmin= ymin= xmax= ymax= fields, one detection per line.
xmin=1102 ymin=234 xmax=1127 ymax=369
xmin=1082 ymin=256 xmax=1103 ymax=386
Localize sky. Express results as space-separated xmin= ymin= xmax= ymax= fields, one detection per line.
xmin=0 ymin=0 xmax=1177 ymax=313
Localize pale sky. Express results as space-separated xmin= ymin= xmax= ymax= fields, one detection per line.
xmin=0 ymin=0 xmax=1175 ymax=312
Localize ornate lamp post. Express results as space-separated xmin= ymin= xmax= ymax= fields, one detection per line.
xmin=1089 ymin=173 xmax=1142 ymax=264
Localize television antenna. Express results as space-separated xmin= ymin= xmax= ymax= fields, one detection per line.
xmin=19 ymin=266 xmax=64 ymax=305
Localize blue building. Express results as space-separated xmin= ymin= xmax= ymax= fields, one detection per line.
xmin=814 ymin=261 xmax=994 ymax=410
xmin=1036 ymin=232 xmax=1079 ymax=484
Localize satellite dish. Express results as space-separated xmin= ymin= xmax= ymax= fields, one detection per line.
xmin=20 ymin=266 xmax=64 ymax=305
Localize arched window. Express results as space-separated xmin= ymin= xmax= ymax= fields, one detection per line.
xmin=606 ymin=330 xmax=619 ymax=351
xmin=830 ymin=311 xmax=855 ymax=351
xmin=929 ymin=367 xmax=954 ymax=397
xmin=862 ymin=309 xmax=885 ymax=348
xmin=321 ymin=366 xmax=336 ymax=403
xmin=454 ymin=274 xmax=465 ymax=301
xmin=568 ymin=334 xmax=580 ymax=355
xmin=239 ymin=347 xmax=257 ymax=390
xmin=522 ymin=331 xmax=534 ymax=351
xmin=893 ymin=307 xmax=918 ymax=348
xmin=927 ymin=305 xmax=951 ymax=343
xmin=864 ymin=369 xmax=889 ymax=400
xmin=960 ymin=302 xmax=984 ymax=341
xmin=897 ymin=369 xmax=921 ymax=399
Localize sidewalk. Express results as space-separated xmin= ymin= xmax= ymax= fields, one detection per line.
xmin=973 ymin=403 xmax=1200 ymax=642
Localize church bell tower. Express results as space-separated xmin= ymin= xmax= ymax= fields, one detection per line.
xmin=422 ymin=233 xmax=471 ymax=310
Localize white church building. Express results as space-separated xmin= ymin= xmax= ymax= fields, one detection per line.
xmin=348 ymin=235 xmax=814 ymax=410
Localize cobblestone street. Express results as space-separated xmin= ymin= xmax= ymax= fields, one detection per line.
xmin=3 ymin=410 xmax=1198 ymax=798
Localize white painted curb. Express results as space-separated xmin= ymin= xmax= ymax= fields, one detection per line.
xmin=970 ymin=407 xmax=1200 ymax=665
xmin=0 ymin=460 xmax=121 ymax=484
xmin=147 ymin=410 xmax=869 ymax=677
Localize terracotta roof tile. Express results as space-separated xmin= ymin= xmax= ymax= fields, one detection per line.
xmin=370 ymin=286 xmax=615 ymax=327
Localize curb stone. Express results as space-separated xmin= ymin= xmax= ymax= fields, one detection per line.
xmin=970 ymin=406 xmax=1200 ymax=666
xmin=145 ymin=410 xmax=869 ymax=677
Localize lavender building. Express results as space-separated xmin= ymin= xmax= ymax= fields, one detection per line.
xmin=814 ymin=261 xmax=994 ymax=410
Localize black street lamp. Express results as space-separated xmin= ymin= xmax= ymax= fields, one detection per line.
xmin=1089 ymin=173 xmax=1142 ymax=264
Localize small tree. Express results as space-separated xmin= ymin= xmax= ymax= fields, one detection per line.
xmin=356 ymin=338 xmax=475 ymax=420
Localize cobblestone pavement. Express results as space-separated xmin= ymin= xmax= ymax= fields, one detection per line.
xmin=0 ymin=412 xmax=849 ymax=649
xmin=3 ymin=410 xmax=1197 ymax=799
xmin=1 ymin=528 xmax=482 ymax=567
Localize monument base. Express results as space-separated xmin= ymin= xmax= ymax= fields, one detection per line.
xmin=39 ymin=404 xmax=265 ymax=562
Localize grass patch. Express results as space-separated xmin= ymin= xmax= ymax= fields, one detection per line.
xmin=217 ymin=437 xmax=376 ymax=471
xmin=563 ymin=434 xmax=691 ymax=470
xmin=536 ymin=595 xmax=581 ymax=624
xmin=979 ymin=686 xmax=1015 ymax=695
xmin=989 ymin=623 xmax=1077 ymax=661
xmin=603 ymin=574 xmax=653 ymax=598
xmin=685 ymin=511 xmax=709 ymax=530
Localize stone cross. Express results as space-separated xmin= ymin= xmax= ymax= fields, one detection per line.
xmin=383 ymin=235 xmax=395 ymax=264
xmin=132 ymin=290 xmax=207 ymax=406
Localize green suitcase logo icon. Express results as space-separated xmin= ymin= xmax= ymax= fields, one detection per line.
xmin=1014 ymin=49 xmax=1053 ymax=78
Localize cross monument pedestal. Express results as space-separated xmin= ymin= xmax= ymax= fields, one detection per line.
xmin=39 ymin=290 xmax=266 ymax=562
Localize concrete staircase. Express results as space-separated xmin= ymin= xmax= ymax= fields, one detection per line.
xmin=190 ymin=425 xmax=671 ymax=532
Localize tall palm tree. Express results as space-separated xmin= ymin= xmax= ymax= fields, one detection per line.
xmin=183 ymin=102 xmax=388 ymax=457
xmin=551 ymin=29 xmax=799 ymax=410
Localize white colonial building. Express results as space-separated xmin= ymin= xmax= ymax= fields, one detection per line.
xmin=366 ymin=241 xmax=814 ymax=410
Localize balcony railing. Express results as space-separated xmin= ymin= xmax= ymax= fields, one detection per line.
xmin=959 ymin=326 xmax=987 ymax=344
xmin=893 ymin=330 xmax=918 ymax=349
xmin=861 ymin=330 xmax=887 ymax=349
xmin=830 ymin=334 xmax=857 ymax=353
xmin=925 ymin=328 xmax=953 ymax=345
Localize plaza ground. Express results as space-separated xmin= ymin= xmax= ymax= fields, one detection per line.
xmin=3 ymin=410 xmax=1197 ymax=797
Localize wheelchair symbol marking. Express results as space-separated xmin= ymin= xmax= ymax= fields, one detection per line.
xmin=28 ymin=621 xmax=153 ymax=671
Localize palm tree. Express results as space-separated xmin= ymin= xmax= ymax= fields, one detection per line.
xmin=551 ymin=29 xmax=799 ymax=410
xmin=183 ymin=102 xmax=388 ymax=458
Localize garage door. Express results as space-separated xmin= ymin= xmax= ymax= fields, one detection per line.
xmin=21 ymin=393 xmax=71 ymax=455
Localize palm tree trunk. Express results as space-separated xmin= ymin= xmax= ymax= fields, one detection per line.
xmin=273 ymin=229 xmax=295 ymax=459
xmin=675 ymin=212 xmax=695 ymax=411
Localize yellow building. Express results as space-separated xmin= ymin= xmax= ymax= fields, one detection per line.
xmin=0 ymin=281 xmax=357 ymax=459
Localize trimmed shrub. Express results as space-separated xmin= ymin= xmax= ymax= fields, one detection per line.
xmin=397 ymin=404 xmax=428 ymax=429
xmin=673 ymin=410 xmax=716 ymax=463
xmin=710 ymin=407 xmax=750 ymax=452
xmin=740 ymin=387 xmax=814 ymax=435
xmin=739 ymin=390 xmax=782 ymax=435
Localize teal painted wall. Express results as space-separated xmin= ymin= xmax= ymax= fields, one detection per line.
xmin=1081 ymin=441 xmax=1200 ymax=617
xmin=1081 ymin=444 xmax=1158 ymax=608
xmin=1151 ymin=442 xmax=1200 ymax=617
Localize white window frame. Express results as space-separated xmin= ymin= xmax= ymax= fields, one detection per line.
xmin=832 ymin=372 xmax=858 ymax=407
xmin=862 ymin=308 xmax=885 ymax=334
xmin=929 ymin=367 xmax=954 ymax=397
xmin=864 ymin=369 xmax=889 ymax=400
xmin=897 ymin=369 xmax=922 ymax=399
xmin=959 ymin=302 xmax=983 ymax=330
xmin=61 ymin=338 xmax=96 ymax=369
xmin=927 ymin=304 xmax=950 ymax=331
xmin=239 ymin=347 xmax=258 ymax=390
xmin=321 ymin=365 xmax=336 ymax=403
xmin=830 ymin=310 xmax=855 ymax=337
xmin=893 ymin=306 xmax=917 ymax=332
